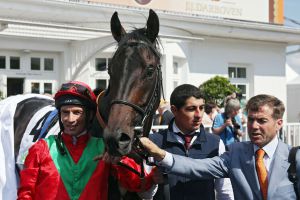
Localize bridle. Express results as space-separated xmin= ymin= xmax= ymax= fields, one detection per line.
xmin=96 ymin=40 xmax=163 ymax=177
xmin=110 ymin=40 xmax=163 ymax=149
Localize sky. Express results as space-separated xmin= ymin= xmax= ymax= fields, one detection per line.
xmin=284 ymin=0 xmax=300 ymax=27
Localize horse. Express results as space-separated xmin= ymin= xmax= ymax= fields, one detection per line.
xmin=0 ymin=9 xmax=161 ymax=200
xmin=99 ymin=9 xmax=161 ymax=157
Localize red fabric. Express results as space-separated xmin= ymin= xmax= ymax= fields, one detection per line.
xmin=62 ymin=133 xmax=89 ymax=163
xmin=17 ymin=134 xmax=155 ymax=200
xmin=112 ymin=157 xmax=154 ymax=192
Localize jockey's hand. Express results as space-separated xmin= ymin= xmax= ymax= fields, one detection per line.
xmin=139 ymin=137 xmax=166 ymax=162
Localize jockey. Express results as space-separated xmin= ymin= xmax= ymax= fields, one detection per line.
xmin=17 ymin=81 xmax=157 ymax=200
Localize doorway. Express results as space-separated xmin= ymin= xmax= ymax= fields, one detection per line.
xmin=7 ymin=78 xmax=24 ymax=96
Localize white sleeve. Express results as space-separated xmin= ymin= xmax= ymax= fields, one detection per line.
xmin=215 ymin=139 xmax=234 ymax=200
xmin=218 ymin=139 xmax=226 ymax=155
xmin=138 ymin=184 xmax=158 ymax=200
xmin=157 ymin=151 xmax=173 ymax=169
xmin=215 ymin=178 xmax=235 ymax=200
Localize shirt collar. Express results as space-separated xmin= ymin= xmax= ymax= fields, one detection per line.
xmin=62 ymin=131 xmax=89 ymax=146
xmin=253 ymin=136 xmax=278 ymax=159
xmin=172 ymin=121 xmax=196 ymax=136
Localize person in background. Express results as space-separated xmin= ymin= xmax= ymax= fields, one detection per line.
xmin=152 ymin=100 xmax=174 ymax=132
xmin=140 ymin=94 xmax=298 ymax=200
xmin=17 ymin=81 xmax=157 ymax=200
xmin=212 ymin=98 xmax=243 ymax=145
xmin=150 ymin=84 xmax=234 ymax=200
xmin=202 ymin=102 xmax=219 ymax=132
xmin=157 ymin=100 xmax=174 ymax=126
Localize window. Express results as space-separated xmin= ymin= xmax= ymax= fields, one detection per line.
xmin=108 ymin=58 xmax=112 ymax=67
xmin=228 ymin=67 xmax=246 ymax=78
xmin=44 ymin=58 xmax=54 ymax=71
xmin=0 ymin=56 xmax=5 ymax=69
xmin=237 ymin=84 xmax=246 ymax=96
xmin=31 ymin=57 xmax=40 ymax=70
xmin=44 ymin=83 xmax=52 ymax=94
xmin=31 ymin=82 xmax=40 ymax=94
xmin=10 ymin=56 xmax=20 ymax=69
xmin=95 ymin=58 xmax=107 ymax=71
xmin=96 ymin=79 xmax=107 ymax=90
xmin=232 ymin=84 xmax=247 ymax=101
xmin=229 ymin=64 xmax=249 ymax=101
xmin=173 ymin=62 xmax=178 ymax=74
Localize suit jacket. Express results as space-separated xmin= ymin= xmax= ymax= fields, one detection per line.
xmin=168 ymin=140 xmax=296 ymax=200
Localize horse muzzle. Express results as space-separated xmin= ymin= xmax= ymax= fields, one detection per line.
xmin=103 ymin=127 xmax=133 ymax=156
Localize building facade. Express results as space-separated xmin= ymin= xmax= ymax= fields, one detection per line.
xmin=0 ymin=0 xmax=300 ymax=121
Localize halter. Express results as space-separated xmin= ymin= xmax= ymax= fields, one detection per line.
xmin=111 ymin=40 xmax=164 ymax=135
xmin=111 ymin=64 xmax=162 ymax=133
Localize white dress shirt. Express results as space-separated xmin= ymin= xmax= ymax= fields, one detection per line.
xmin=253 ymin=136 xmax=278 ymax=177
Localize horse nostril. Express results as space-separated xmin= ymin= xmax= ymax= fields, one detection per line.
xmin=118 ymin=132 xmax=131 ymax=154
xmin=119 ymin=133 xmax=131 ymax=142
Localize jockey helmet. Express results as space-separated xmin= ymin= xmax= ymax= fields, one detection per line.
xmin=54 ymin=81 xmax=97 ymax=110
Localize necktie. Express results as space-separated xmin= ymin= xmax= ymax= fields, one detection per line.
xmin=176 ymin=132 xmax=194 ymax=149
xmin=183 ymin=134 xmax=194 ymax=149
xmin=256 ymin=149 xmax=268 ymax=200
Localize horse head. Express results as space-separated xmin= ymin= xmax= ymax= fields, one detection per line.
xmin=98 ymin=10 xmax=161 ymax=156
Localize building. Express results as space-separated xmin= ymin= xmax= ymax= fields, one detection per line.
xmin=0 ymin=0 xmax=300 ymax=121
xmin=286 ymin=47 xmax=300 ymax=122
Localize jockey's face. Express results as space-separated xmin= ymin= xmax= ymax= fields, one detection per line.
xmin=60 ymin=105 xmax=87 ymax=136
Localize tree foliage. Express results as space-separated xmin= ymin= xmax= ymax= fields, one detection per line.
xmin=199 ymin=76 xmax=239 ymax=107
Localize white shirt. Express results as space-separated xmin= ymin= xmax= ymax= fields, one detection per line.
xmin=253 ymin=136 xmax=278 ymax=176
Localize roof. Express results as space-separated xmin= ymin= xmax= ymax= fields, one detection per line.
xmin=0 ymin=0 xmax=300 ymax=44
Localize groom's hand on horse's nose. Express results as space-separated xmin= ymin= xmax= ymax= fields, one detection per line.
xmin=139 ymin=137 xmax=166 ymax=162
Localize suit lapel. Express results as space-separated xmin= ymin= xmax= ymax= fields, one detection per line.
xmin=243 ymin=142 xmax=262 ymax=200
xmin=267 ymin=141 xmax=290 ymax=199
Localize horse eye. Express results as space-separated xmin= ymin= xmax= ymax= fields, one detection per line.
xmin=146 ymin=65 xmax=155 ymax=77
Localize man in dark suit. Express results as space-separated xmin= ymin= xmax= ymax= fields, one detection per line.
xmin=141 ymin=94 xmax=299 ymax=200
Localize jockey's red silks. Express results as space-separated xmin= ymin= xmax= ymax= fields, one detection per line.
xmin=18 ymin=134 xmax=154 ymax=200
xmin=47 ymin=135 xmax=104 ymax=199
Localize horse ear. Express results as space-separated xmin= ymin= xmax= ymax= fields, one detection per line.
xmin=111 ymin=11 xmax=126 ymax=43
xmin=146 ymin=9 xmax=159 ymax=43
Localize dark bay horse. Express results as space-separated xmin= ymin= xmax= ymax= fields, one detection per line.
xmin=0 ymin=9 xmax=161 ymax=200
xmin=99 ymin=9 xmax=161 ymax=157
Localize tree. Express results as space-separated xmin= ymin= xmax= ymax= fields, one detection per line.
xmin=199 ymin=76 xmax=240 ymax=107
